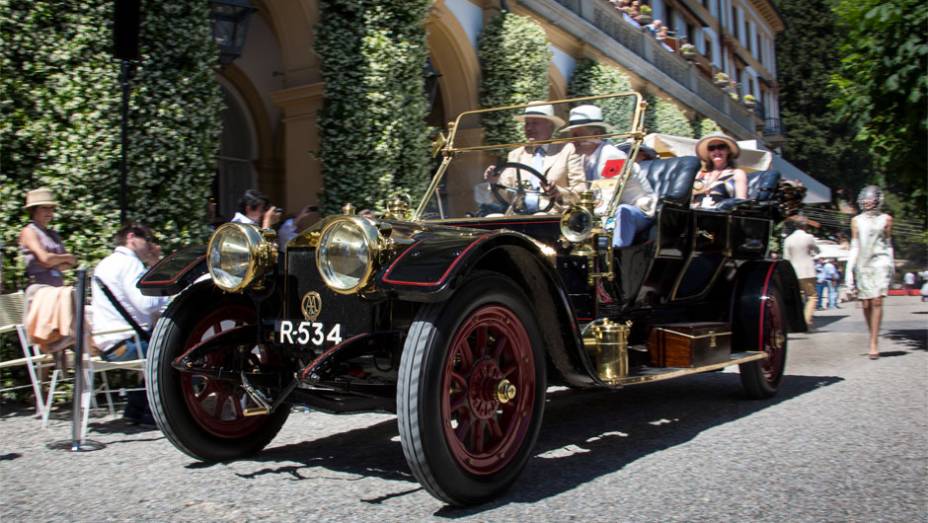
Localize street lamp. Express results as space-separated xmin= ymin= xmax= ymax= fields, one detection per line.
xmin=209 ymin=0 xmax=256 ymax=65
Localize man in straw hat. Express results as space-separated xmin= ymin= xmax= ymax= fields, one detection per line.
xmin=561 ymin=104 xmax=656 ymax=248
xmin=482 ymin=102 xmax=585 ymax=213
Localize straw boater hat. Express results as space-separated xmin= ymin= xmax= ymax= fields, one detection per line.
xmin=694 ymin=132 xmax=741 ymax=163
xmin=23 ymin=187 xmax=58 ymax=209
xmin=558 ymin=104 xmax=613 ymax=134
xmin=514 ymin=102 xmax=565 ymax=128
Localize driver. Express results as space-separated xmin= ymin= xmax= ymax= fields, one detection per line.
xmin=482 ymin=103 xmax=585 ymax=212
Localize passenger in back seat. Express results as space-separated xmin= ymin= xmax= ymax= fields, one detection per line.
xmin=691 ymin=133 xmax=748 ymax=209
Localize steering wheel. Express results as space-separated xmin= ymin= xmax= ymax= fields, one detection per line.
xmin=489 ymin=162 xmax=556 ymax=214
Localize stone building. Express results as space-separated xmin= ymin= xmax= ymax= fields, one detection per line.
xmin=214 ymin=0 xmax=785 ymax=217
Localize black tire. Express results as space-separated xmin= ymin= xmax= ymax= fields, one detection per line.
xmin=739 ymin=285 xmax=788 ymax=399
xmin=146 ymin=282 xmax=290 ymax=461
xmin=397 ymin=272 xmax=546 ymax=506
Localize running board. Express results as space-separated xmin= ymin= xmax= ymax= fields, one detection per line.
xmin=617 ymin=351 xmax=767 ymax=386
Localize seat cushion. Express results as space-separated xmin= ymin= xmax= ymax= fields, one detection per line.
xmin=640 ymin=156 xmax=701 ymax=206
xmin=748 ymin=170 xmax=781 ymax=201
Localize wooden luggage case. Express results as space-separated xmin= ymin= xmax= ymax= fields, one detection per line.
xmin=648 ymin=322 xmax=732 ymax=368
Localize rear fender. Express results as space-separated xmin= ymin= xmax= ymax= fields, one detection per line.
xmin=732 ymin=260 xmax=807 ymax=350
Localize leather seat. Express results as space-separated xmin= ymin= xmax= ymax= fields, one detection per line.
xmin=640 ymin=156 xmax=701 ymax=206
xmin=715 ymin=170 xmax=781 ymax=210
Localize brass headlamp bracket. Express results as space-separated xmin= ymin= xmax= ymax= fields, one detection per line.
xmin=560 ymin=190 xmax=615 ymax=287
xmin=251 ymin=228 xmax=279 ymax=291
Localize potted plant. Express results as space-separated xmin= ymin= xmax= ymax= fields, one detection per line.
xmin=680 ymin=43 xmax=697 ymax=60
xmin=743 ymin=94 xmax=756 ymax=108
xmin=713 ymin=71 xmax=729 ymax=87
xmin=637 ymin=5 xmax=653 ymax=25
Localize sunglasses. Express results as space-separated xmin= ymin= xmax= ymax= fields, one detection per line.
xmin=707 ymin=143 xmax=729 ymax=151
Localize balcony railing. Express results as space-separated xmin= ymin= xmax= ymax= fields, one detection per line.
xmin=550 ymin=0 xmax=757 ymax=136
xmin=763 ymin=118 xmax=783 ymax=136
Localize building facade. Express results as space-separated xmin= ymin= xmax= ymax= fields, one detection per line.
xmin=216 ymin=0 xmax=784 ymax=217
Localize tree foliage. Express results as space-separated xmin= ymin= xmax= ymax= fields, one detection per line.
xmin=830 ymin=0 xmax=928 ymax=213
xmin=316 ymin=0 xmax=432 ymax=215
xmin=0 ymin=0 xmax=222 ymax=290
xmin=693 ymin=117 xmax=721 ymax=138
xmin=774 ymin=0 xmax=876 ymax=203
xmin=567 ymin=59 xmax=637 ymax=130
xmin=477 ymin=12 xmax=550 ymax=147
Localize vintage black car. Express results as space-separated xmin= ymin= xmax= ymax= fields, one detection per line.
xmin=140 ymin=93 xmax=806 ymax=506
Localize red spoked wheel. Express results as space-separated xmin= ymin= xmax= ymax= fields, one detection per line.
xmin=441 ymin=305 xmax=535 ymax=476
xmin=740 ymin=286 xmax=788 ymax=398
xmin=398 ymin=273 xmax=546 ymax=506
xmin=147 ymin=283 xmax=290 ymax=461
xmin=180 ymin=305 xmax=267 ymax=439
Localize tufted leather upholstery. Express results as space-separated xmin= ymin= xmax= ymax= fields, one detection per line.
xmin=640 ymin=156 xmax=701 ymax=206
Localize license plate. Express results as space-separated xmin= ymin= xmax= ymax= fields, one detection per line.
xmin=276 ymin=320 xmax=343 ymax=346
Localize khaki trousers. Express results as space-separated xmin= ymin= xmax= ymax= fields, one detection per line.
xmin=798 ymin=277 xmax=816 ymax=326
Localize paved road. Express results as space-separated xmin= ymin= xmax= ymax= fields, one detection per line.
xmin=1 ymin=297 xmax=925 ymax=522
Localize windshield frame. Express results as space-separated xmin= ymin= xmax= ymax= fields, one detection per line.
xmin=413 ymin=92 xmax=648 ymax=222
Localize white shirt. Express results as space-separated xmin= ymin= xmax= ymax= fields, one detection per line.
xmin=783 ymin=229 xmax=820 ymax=279
xmin=232 ymin=212 xmax=257 ymax=225
xmin=91 ymin=246 xmax=168 ymax=351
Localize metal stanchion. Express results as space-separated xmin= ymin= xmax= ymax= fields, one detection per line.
xmin=48 ymin=268 xmax=105 ymax=452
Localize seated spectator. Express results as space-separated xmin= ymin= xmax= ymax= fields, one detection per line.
xmin=656 ymin=26 xmax=674 ymax=52
xmin=92 ymin=223 xmax=166 ymax=361
xmin=19 ymin=188 xmax=79 ymax=355
xmin=91 ymin=223 xmax=167 ymax=426
xmin=232 ymin=189 xmax=282 ymax=229
xmin=691 ymin=133 xmax=748 ymax=209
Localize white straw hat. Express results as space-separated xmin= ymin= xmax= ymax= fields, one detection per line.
xmin=23 ymin=187 xmax=58 ymax=209
xmin=514 ymin=102 xmax=566 ymax=128
xmin=558 ymin=104 xmax=613 ymax=134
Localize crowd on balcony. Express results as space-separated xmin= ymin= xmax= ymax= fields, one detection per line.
xmin=607 ymin=0 xmax=675 ymax=54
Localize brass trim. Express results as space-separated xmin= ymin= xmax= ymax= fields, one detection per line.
xmin=206 ymin=223 xmax=278 ymax=293
xmin=301 ymin=291 xmax=322 ymax=322
xmin=616 ymin=351 xmax=767 ymax=386
xmin=315 ymin=215 xmax=384 ymax=295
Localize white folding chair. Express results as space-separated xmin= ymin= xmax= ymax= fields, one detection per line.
xmin=0 ymin=291 xmax=66 ymax=422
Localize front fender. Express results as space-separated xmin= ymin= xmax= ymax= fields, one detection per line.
xmin=138 ymin=244 xmax=207 ymax=296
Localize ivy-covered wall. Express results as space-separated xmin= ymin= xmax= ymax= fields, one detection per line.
xmin=644 ymin=94 xmax=694 ymax=138
xmin=0 ymin=0 xmax=222 ymax=290
xmin=315 ymin=0 xmax=432 ymax=215
xmin=567 ymin=59 xmax=636 ymax=130
xmin=477 ymin=12 xmax=550 ymax=147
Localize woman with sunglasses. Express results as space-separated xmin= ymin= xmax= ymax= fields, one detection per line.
xmin=691 ymin=133 xmax=748 ymax=208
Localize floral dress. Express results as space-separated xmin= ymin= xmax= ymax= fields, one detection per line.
xmin=848 ymin=212 xmax=893 ymax=300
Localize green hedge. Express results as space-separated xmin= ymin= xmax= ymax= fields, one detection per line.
xmin=567 ymin=59 xmax=637 ymax=130
xmin=694 ymin=117 xmax=722 ymax=138
xmin=644 ymin=94 xmax=694 ymax=137
xmin=316 ymin=0 xmax=432 ymax=215
xmin=0 ymin=0 xmax=222 ymax=290
xmin=477 ymin=11 xmax=551 ymax=148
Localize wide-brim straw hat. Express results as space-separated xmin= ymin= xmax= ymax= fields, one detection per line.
xmin=514 ymin=102 xmax=565 ymax=128
xmin=558 ymin=104 xmax=614 ymax=134
xmin=23 ymin=187 xmax=58 ymax=209
xmin=695 ymin=132 xmax=740 ymax=163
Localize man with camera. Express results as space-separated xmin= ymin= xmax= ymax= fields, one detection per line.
xmin=231 ymin=189 xmax=282 ymax=229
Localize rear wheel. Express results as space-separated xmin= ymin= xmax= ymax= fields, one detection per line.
xmin=739 ymin=285 xmax=788 ymax=399
xmin=147 ymin=283 xmax=289 ymax=461
xmin=397 ymin=273 xmax=546 ymax=505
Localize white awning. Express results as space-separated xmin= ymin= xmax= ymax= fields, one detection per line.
xmin=770 ymin=155 xmax=832 ymax=204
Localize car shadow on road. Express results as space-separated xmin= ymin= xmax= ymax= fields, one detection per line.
xmin=225 ymin=372 xmax=840 ymax=512
xmin=884 ymin=329 xmax=927 ymax=352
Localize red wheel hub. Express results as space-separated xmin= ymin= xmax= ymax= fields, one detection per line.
xmin=180 ymin=305 xmax=268 ymax=439
xmin=441 ymin=305 xmax=535 ymax=476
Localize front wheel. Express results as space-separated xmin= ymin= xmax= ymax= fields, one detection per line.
xmin=397 ymin=273 xmax=546 ymax=505
xmin=739 ymin=285 xmax=788 ymax=399
xmin=146 ymin=283 xmax=290 ymax=461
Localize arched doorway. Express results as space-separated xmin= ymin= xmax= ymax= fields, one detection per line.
xmin=213 ymin=82 xmax=258 ymax=221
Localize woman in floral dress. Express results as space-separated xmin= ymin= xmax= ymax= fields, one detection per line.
xmin=845 ymin=186 xmax=894 ymax=359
